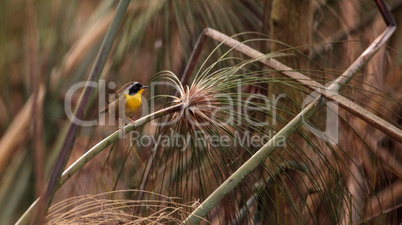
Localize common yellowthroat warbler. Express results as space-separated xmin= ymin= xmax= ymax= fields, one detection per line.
xmin=100 ymin=82 xmax=148 ymax=125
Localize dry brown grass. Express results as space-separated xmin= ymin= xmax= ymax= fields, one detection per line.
xmin=47 ymin=190 xmax=202 ymax=225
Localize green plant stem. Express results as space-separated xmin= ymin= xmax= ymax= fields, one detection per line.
xmin=184 ymin=16 xmax=396 ymax=225
xmin=31 ymin=1 xmax=131 ymax=224
xmin=15 ymin=103 xmax=182 ymax=225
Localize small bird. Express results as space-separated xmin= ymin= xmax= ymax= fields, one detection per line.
xmin=100 ymin=81 xmax=148 ymax=127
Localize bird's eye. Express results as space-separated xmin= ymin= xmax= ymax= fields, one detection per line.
xmin=128 ymin=83 xmax=142 ymax=95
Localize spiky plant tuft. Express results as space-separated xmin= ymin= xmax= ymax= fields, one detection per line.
xmin=172 ymin=84 xmax=219 ymax=132
xmin=140 ymin=37 xmax=310 ymax=224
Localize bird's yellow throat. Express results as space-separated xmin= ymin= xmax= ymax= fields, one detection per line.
xmin=124 ymin=88 xmax=144 ymax=114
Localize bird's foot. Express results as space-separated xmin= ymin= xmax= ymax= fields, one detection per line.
xmin=126 ymin=117 xmax=137 ymax=129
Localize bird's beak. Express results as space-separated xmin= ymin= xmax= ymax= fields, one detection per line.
xmin=142 ymin=86 xmax=149 ymax=89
